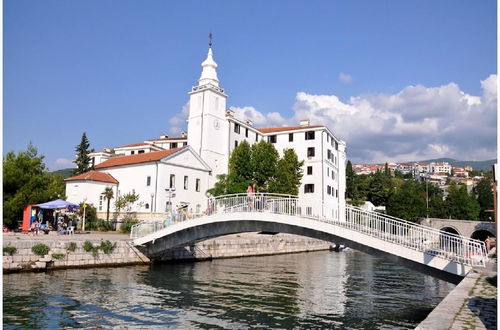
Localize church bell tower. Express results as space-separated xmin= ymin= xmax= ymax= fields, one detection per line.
xmin=187 ymin=36 xmax=229 ymax=185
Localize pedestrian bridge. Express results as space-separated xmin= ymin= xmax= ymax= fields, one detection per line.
xmin=131 ymin=193 xmax=487 ymax=283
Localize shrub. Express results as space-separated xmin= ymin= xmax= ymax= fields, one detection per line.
xmin=91 ymin=246 xmax=100 ymax=258
xmin=52 ymin=253 xmax=65 ymax=260
xmin=32 ymin=243 xmax=50 ymax=256
xmin=121 ymin=217 xmax=139 ymax=233
xmin=3 ymin=246 xmax=17 ymax=256
xmin=99 ymin=240 xmax=116 ymax=254
xmin=66 ymin=242 xmax=77 ymax=252
xmin=97 ymin=219 xmax=113 ymax=232
xmin=82 ymin=241 xmax=94 ymax=252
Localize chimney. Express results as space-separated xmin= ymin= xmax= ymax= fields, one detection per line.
xmin=245 ymin=119 xmax=253 ymax=127
xmin=300 ymin=119 xmax=310 ymax=127
xmin=160 ymin=133 xmax=169 ymax=139
xmin=226 ymin=109 xmax=234 ymax=118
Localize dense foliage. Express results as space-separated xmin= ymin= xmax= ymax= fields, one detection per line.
xmin=347 ymin=161 xmax=489 ymax=222
xmin=3 ymin=143 xmax=66 ymax=227
xmin=208 ymin=141 xmax=303 ymax=196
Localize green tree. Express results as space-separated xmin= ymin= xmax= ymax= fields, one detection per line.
xmin=251 ymin=140 xmax=279 ymax=189
xmin=269 ymin=148 xmax=304 ymax=195
xmin=207 ymin=174 xmax=230 ymax=196
xmin=386 ymin=181 xmax=426 ymax=221
xmin=367 ymin=171 xmax=393 ymax=206
xmin=473 ymin=178 xmax=494 ymax=221
xmin=102 ymin=187 xmax=114 ymax=222
xmin=114 ymin=190 xmax=140 ymax=214
xmin=444 ymin=182 xmax=480 ymax=220
xmin=3 ymin=143 xmax=66 ymax=227
xmin=227 ymin=141 xmax=253 ymax=193
xmin=74 ymin=132 xmax=94 ymax=175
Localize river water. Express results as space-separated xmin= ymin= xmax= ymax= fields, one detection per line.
xmin=3 ymin=250 xmax=454 ymax=329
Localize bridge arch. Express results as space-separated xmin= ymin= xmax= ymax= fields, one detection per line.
xmin=471 ymin=229 xmax=496 ymax=241
xmin=440 ymin=226 xmax=462 ymax=237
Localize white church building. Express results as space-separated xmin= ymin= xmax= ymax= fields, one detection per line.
xmin=65 ymin=45 xmax=347 ymax=220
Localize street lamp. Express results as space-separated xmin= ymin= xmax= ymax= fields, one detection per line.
xmin=150 ymin=193 xmax=154 ymax=220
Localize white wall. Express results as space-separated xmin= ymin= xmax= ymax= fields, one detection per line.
xmin=66 ymin=181 xmax=118 ymax=212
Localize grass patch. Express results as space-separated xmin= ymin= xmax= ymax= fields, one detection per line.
xmin=66 ymin=242 xmax=77 ymax=252
xmin=82 ymin=241 xmax=94 ymax=252
xmin=52 ymin=253 xmax=65 ymax=260
xmin=99 ymin=240 xmax=116 ymax=254
xmin=3 ymin=246 xmax=17 ymax=256
xmin=32 ymin=243 xmax=50 ymax=256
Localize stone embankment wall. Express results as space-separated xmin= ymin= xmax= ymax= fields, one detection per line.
xmin=159 ymin=233 xmax=331 ymax=261
xmin=3 ymin=233 xmax=331 ymax=272
xmin=3 ymin=240 xmax=150 ymax=273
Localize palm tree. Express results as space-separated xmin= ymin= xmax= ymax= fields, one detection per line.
xmin=102 ymin=187 xmax=114 ymax=222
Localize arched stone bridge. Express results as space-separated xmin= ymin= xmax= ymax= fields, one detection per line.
xmin=131 ymin=194 xmax=487 ymax=284
xmin=418 ymin=218 xmax=496 ymax=240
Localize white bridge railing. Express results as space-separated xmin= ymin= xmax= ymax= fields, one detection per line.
xmin=131 ymin=193 xmax=487 ymax=267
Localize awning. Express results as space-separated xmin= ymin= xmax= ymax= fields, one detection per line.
xmin=35 ymin=199 xmax=80 ymax=210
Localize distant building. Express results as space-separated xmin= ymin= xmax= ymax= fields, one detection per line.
xmin=429 ymin=162 xmax=451 ymax=175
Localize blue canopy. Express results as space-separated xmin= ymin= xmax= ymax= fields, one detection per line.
xmin=35 ymin=199 xmax=80 ymax=210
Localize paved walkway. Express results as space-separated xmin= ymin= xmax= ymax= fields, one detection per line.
xmin=3 ymin=231 xmax=131 ymax=242
xmin=417 ymin=248 xmax=497 ymax=330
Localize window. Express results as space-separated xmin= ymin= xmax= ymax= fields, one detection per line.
xmin=145 ymin=203 xmax=149 ymax=209
xmin=327 ymin=186 xmax=332 ymax=195
xmin=165 ymin=201 xmax=171 ymax=212
xmin=169 ymin=174 xmax=175 ymax=188
xmin=268 ymin=135 xmax=277 ymax=143
xmin=255 ymin=134 xmax=258 ymax=142
xmin=196 ymin=178 xmax=200 ymax=192
xmin=335 ymin=141 xmax=339 ymax=150
xmin=183 ymin=142 xmax=187 ymax=146
xmin=289 ymin=133 xmax=294 ymax=142
xmin=304 ymin=184 xmax=314 ymax=193
xmin=307 ymin=166 xmax=313 ymax=175
xmin=235 ymin=140 xmax=238 ymax=148
xmin=327 ymin=149 xmax=332 ymax=161
xmin=245 ymin=128 xmax=249 ymax=138
xmin=336 ymin=189 xmax=338 ymax=198
xmin=305 ymin=131 xmax=315 ymax=140
xmin=234 ymin=123 xmax=240 ymax=134
xmin=99 ymin=195 xmax=103 ymax=211
xmin=146 ymin=176 xmax=151 ymax=186
xmin=138 ymin=150 xmax=145 ymax=154
xmin=184 ymin=175 xmax=188 ymax=190
xmin=131 ymin=151 xmax=135 ymax=155
xmin=307 ymin=147 xmax=315 ymax=157
xmin=171 ymin=143 xmax=178 ymax=149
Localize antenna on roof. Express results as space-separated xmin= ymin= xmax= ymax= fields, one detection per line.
xmin=208 ymin=32 xmax=213 ymax=48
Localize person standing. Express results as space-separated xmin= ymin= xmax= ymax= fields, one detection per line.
xmin=247 ymin=183 xmax=254 ymax=211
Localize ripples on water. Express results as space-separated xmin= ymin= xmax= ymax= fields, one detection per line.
xmin=3 ymin=250 xmax=454 ymax=329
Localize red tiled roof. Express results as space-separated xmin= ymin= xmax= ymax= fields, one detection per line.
xmin=257 ymin=125 xmax=323 ymax=134
xmin=65 ymin=170 xmax=119 ymax=184
xmin=147 ymin=137 xmax=187 ymax=142
xmin=115 ymin=142 xmax=149 ymax=149
xmin=95 ymin=147 xmax=184 ymax=169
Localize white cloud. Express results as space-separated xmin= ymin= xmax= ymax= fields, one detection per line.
xmin=168 ymin=102 xmax=190 ymax=135
xmin=230 ymin=106 xmax=289 ymax=127
xmin=339 ymin=72 xmax=352 ymax=83
xmin=165 ymin=75 xmax=497 ymax=163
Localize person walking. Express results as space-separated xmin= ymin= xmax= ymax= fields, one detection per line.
xmin=247 ymin=183 xmax=254 ymax=211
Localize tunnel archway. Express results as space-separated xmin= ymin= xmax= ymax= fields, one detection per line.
xmin=471 ymin=230 xmax=495 ymax=241
xmin=440 ymin=226 xmax=461 ymax=236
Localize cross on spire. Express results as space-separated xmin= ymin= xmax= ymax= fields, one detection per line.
xmin=208 ymin=32 xmax=213 ymax=48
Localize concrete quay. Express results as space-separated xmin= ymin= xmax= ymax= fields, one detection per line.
xmin=417 ymin=249 xmax=497 ymax=330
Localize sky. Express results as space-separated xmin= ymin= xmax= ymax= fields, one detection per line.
xmin=4 ymin=0 xmax=497 ymax=170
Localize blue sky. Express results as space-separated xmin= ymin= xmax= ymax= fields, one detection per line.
xmin=4 ymin=0 xmax=497 ymax=169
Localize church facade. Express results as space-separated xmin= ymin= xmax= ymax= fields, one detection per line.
xmin=65 ymin=46 xmax=347 ymax=220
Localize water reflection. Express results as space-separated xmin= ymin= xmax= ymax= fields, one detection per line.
xmin=3 ymin=250 xmax=454 ymax=329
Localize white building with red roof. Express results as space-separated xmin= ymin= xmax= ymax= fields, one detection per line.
xmin=66 ymin=45 xmax=347 ymax=220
